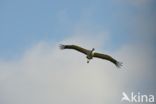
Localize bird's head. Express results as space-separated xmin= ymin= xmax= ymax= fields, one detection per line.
xmin=92 ymin=48 xmax=95 ymax=51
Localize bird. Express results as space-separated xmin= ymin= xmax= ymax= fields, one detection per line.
xmin=59 ymin=44 xmax=122 ymax=68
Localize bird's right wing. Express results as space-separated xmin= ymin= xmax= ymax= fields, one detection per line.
xmin=93 ymin=52 xmax=122 ymax=68
xmin=59 ymin=44 xmax=90 ymax=55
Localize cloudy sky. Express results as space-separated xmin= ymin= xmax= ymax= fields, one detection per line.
xmin=0 ymin=0 xmax=156 ymax=104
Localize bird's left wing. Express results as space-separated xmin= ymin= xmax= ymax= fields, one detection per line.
xmin=59 ymin=44 xmax=90 ymax=55
xmin=93 ymin=52 xmax=122 ymax=68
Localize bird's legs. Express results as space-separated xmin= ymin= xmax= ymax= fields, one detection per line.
xmin=87 ymin=59 xmax=90 ymax=63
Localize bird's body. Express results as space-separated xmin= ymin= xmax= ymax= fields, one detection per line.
xmin=59 ymin=44 xmax=122 ymax=68
xmin=86 ymin=48 xmax=94 ymax=63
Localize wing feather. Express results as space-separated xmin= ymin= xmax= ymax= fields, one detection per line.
xmin=93 ymin=52 xmax=122 ymax=68
xmin=59 ymin=44 xmax=90 ymax=55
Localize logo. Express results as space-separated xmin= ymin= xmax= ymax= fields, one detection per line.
xmin=121 ymin=92 xmax=155 ymax=103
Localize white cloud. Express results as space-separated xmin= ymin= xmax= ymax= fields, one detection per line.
xmin=0 ymin=31 xmax=155 ymax=104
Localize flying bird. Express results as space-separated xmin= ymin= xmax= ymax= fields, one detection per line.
xmin=59 ymin=44 xmax=122 ymax=68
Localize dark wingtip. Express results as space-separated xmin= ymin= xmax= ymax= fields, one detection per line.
xmin=59 ymin=44 xmax=65 ymax=50
xmin=116 ymin=61 xmax=123 ymax=68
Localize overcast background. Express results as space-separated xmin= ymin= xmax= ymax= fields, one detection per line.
xmin=0 ymin=0 xmax=156 ymax=104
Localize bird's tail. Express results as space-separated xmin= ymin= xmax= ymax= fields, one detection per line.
xmin=115 ymin=61 xmax=123 ymax=68
xmin=59 ymin=44 xmax=65 ymax=50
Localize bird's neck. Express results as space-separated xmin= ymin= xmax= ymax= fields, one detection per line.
xmin=91 ymin=48 xmax=94 ymax=53
xmin=90 ymin=49 xmax=94 ymax=56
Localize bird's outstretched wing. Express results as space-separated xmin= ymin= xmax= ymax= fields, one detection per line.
xmin=93 ymin=52 xmax=122 ymax=68
xmin=59 ymin=44 xmax=90 ymax=55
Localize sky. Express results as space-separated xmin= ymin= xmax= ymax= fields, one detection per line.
xmin=0 ymin=0 xmax=156 ymax=104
